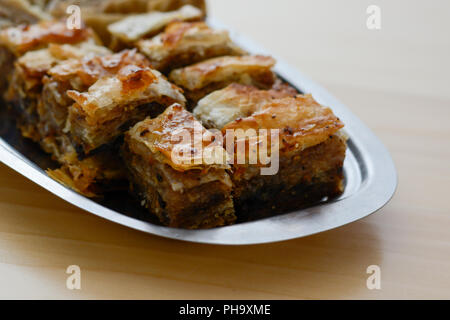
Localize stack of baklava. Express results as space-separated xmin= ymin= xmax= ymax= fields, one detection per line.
xmin=0 ymin=0 xmax=346 ymax=229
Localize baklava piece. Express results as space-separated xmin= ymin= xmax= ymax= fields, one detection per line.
xmin=107 ymin=4 xmax=203 ymax=47
xmin=194 ymin=83 xmax=298 ymax=130
xmin=61 ymin=49 xmax=186 ymax=154
xmin=46 ymin=138 xmax=127 ymax=198
xmin=6 ymin=42 xmax=111 ymax=139
xmin=169 ymin=55 xmax=277 ymax=106
xmin=123 ymin=104 xmax=236 ymax=229
xmin=137 ymin=21 xmax=244 ymax=73
xmin=2 ymin=33 xmax=127 ymax=197
xmin=47 ymin=1 xmax=207 ymax=47
xmin=0 ymin=20 xmax=94 ymax=95
xmin=29 ymin=48 xmax=184 ymax=197
xmin=42 ymin=48 xmax=146 ymax=138
xmin=193 ymin=85 xmax=346 ymax=218
xmin=0 ymin=0 xmax=50 ymax=29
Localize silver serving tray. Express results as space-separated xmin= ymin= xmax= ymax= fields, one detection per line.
xmin=0 ymin=19 xmax=397 ymax=245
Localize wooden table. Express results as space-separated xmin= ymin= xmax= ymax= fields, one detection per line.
xmin=0 ymin=0 xmax=449 ymax=299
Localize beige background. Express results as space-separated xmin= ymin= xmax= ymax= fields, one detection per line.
xmin=0 ymin=0 xmax=449 ymax=299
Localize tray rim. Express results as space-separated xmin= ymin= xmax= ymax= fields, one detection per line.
xmin=0 ymin=18 xmax=397 ymax=245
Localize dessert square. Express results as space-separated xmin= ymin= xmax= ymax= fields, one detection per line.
xmin=6 ymin=42 xmax=111 ymax=139
xmin=0 ymin=9 xmax=348 ymax=227
xmin=3 ymin=36 xmax=127 ymax=197
xmin=146 ymin=0 xmax=207 ymax=14
xmin=0 ymin=20 xmax=94 ymax=95
xmin=123 ymin=104 xmax=236 ymax=229
xmin=137 ymin=21 xmax=244 ymax=73
xmin=46 ymin=1 xmax=207 ymax=48
xmin=169 ymin=55 xmax=277 ymax=106
xmin=193 ymin=84 xmax=346 ymax=217
xmin=61 ymin=49 xmax=186 ymax=154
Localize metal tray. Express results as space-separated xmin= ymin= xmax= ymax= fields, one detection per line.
xmin=0 ymin=19 xmax=397 ymax=245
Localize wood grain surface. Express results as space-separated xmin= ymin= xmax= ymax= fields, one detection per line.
xmin=0 ymin=0 xmax=449 ymax=299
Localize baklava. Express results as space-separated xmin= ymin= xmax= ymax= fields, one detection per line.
xmin=4 ymin=28 xmax=185 ymax=196
xmin=107 ymin=4 xmax=203 ymax=47
xmin=169 ymin=55 xmax=277 ymax=106
xmin=123 ymin=104 xmax=236 ymax=229
xmin=0 ymin=20 xmax=95 ymax=95
xmin=0 ymin=0 xmax=50 ymax=29
xmin=193 ymin=85 xmax=346 ymax=217
xmin=2 ymin=27 xmax=126 ymax=196
xmin=137 ymin=21 xmax=244 ymax=73
xmin=0 ymin=4 xmax=348 ymax=228
xmin=7 ymin=42 xmax=111 ymax=139
xmin=47 ymin=0 xmax=207 ymax=47
xmin=64 ymin=49 xmax=186 ymax=154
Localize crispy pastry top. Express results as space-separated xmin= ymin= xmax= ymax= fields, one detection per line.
xmin=194 ymin=83 xmax=298 ymax=130
xmin=0 ymin=0 xmax=51 ymax=29
xmin=16 ymin=42 xmax=111 ymax=89
xmin=169 ymin=55 xmax=276 ymax=91
xmin=107 ymin=5 xmax=203 ymax=43
xmin=222 ymin=93 xmax=344 ymax=154
xmin=62 ymin=51 xmax=185 ymax=123
xmin=0 ymin=21 xmax=93 ymax=56
xmin=48 ymin=49 xmax=150 ymax=87
xmin=146 ymin=0 xmax=207 ymax=14
xmin=67 ymin=77 xmax=185 ymax=125
xmin=137 ymin=21 xmax=244 ymax=67
xmin=127 ymin=104 xmax=229 ymax=172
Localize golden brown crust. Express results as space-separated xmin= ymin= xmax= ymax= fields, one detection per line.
xmin=146 ymin=0 xmax=206 ymax=14
xmin=222 ymin=94 xmax=344 ymax=155
xmin=48 ymin=48 xmax=149 ymax=87
xmin=193 ymin=83 xmax=298 ymax=129
xmin=46 ymin=1 xmax=207 ymax=47
xmin=61 ymin=51 xmax=186 ymax=154
xmin=169 ymin=55 xmax=276 ymax=91
xmin=232 ymin=134 xmax=347 ymax=217
xmin=107 ymin=4 xmax=203 ymax=43
xmin=137 ymin=21 xmax=244 ymax=72
xmin=0 ymin=20 xmax=93 ymax=56
xmin=0 ymin=0 xmax=50 ymax=29
xmin=11 ymin=41 xmax=111 ymax=95
xmin=127 ymin=104 xmax=228 ymax=172
xmin=122 ymin=143 xmax=235 ymax=229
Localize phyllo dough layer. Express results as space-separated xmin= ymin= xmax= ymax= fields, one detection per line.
xmin=137 ymin=21 xmax=244 ymax=73
xmin=193 ymin=85 xmax=346 ymax=216
xmin=169 ymin=55 xmax=277 ymax=106
xmin=3 ymin=35 xmax=127 ymax=197
xmin=47 ymin=0 xmax=207 ymax=47
xmin=62 ymin=49 xmax=186 ymax=154
xmin=0 ymin=20 xmax=95 ymax=95
xmin=123 ymin=104 xmax=236 ymax=229
xmin=107 ymin=4 xmax=203 ymax=44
